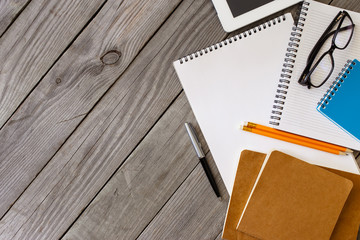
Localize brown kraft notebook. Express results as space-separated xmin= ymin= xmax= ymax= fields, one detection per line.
xmin=222 ymin=150 xmax=357 ymax=240
xmin=236 ymin=150 xmax=353 ymax=240
xmin=223 ymin=150 xmax=360 ymax=240
xmin=221 ymin=150 xmax=266 ymax=240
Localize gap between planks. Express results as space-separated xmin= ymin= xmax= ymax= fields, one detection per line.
xmin=0 ymin=0 xmax=31 ymax=37
xmin=0 ymin=0 xmax=225 ymax=238
xmin=0 ymin=0 xmax=184 ymax=225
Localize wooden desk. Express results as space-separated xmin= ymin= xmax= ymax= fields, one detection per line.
xmin=0 ymin=0 xmax=358 ymax=239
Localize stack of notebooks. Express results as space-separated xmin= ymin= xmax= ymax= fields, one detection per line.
xmin=173 ymin=0 xmax=360 ymax=193
xmin=222 ymin=150 xmax=360 ymax=240
xmin=174 ymin=1 xmax=360 ymax=239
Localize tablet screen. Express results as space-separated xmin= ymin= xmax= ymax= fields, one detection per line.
xmin=226 ymin=0 xmax=274 ymax=18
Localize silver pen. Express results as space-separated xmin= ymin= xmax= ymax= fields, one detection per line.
xmin=185 ymin=122 xmax=220 ymax=198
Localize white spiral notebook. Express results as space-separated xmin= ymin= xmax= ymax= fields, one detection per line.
xmin=269 ymin=0 xmax=360 ymax=150
xmin=173 ymin=11 xmax=360 ymax=192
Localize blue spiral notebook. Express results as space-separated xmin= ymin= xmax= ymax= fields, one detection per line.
xmin=317 ymin=59 xmax=360 ymax=143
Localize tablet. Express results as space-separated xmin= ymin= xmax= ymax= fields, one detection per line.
xmin=212 ymin=0 xmax=301 ymax=32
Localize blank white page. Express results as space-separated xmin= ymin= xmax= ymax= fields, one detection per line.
xmin=174 ymin=13 xmax=359 ymax=193
xmin=275 ymin=0 xmax=360 ymax=150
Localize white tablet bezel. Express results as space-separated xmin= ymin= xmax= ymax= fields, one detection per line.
xmin=212 ymin=0 xmax=301 ymax=32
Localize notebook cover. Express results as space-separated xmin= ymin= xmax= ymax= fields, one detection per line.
xmin=223 ymin=150 xmax=360 ymax=240
xmin=222 ymin=150 xmax=266 ymax=240
xmin=317 ymin=59 xmax=360 ymax=143
xmin=327 ymin=168 xmax=360 ymax=240
xmin=173 ymin=13 xmax=294 ymax=193
xmin=236 ymin=150 xmax=353 ymax=240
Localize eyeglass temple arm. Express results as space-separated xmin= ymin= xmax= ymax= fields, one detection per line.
xmin=319 ymin=11 xmax=343 ymax=40
xmin=307 ymin=24 xmax=354 ymax=62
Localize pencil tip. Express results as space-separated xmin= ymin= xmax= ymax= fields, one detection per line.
xmin=239 ymin=121 xmax=248 ymax=129
xmin=339 ymin=152 xmax=347 ymax=156
xmin=345 ymin=149 xmax=353 ymax=153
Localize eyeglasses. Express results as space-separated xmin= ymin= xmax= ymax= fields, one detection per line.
xmin=298 ymin=11 xmax=355 ymax=89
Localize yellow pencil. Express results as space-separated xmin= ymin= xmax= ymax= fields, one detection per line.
xmin=242 ymin=125 xmax=347 ymax=155
xmin=244 ymin=122 xmax=352 ymax=153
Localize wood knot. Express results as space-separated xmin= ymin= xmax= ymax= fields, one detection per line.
xmin=100 ymin=50 xmax=121 ymax=65
xmin=55 ymin=78 xmax=62 ymax=84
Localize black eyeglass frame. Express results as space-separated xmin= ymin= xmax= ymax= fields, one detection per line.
xmin=298 ymin=10 xmax=355 ymax=89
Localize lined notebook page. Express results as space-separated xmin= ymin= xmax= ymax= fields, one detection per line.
xmin=174 ymin=13 xmax=359 ymax=193
xmin=276 ymin=0 xmax=360 ymax=150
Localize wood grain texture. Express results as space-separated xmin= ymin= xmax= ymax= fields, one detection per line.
xmin=356 ymin=152 xmax=360 ymax=166
xmin=0 ymin=0 xmax=357 ymax=239
xmin=136 ymin=156 xmax=228 ymax=240
xmin=63 ymin=93 xmax=227 ymax=240
xmin=0 ymin=0 xmax=227 ymax=239
xmin=331 ymin=0 xmax=359 ymax=10
xmin=215 ymin=232 xmax=223 ymax=240
xmin=0 ymin=0 xmax=105 ymax=128
xmin=0 ymin=0 xmax=183 ymax=227
xmin=0 ymin=0 xmax=30 ymax=37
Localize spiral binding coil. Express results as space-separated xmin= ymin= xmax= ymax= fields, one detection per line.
xmin=318 ymin=60 xmax=356 ymax=109
xmin=269 ymin=1 xmax=310 ymax=126
xmin=178 ymin=15 xmax=287 ymax=64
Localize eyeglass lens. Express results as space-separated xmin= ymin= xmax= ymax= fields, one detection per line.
xmin=303 ymin=12 xmax=354 ymax=88
xmin=334 ymin=14 xmax=353 ymax=49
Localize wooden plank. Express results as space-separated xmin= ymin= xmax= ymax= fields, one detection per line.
xmin=0 ymin=0 xmax=30 ymax=37
xmin=355 ymin=152 xmax=360 ymax=166
xmin=63 ymin=93 xmax=228 ymax=240
xmin=0 ymin=0 xmax=184 ymax=224
xmin=136 ymin=156 xmax=228 ymax=240
xmin=331 ymin=0 xmax=359 ymax=10
xmin=0 ymin=0 xmax=227 ymax=238
xmin=0 ymin=0 xmax=105 ymax=128
xmin=215 ymin=232 xmax=223 ymax=240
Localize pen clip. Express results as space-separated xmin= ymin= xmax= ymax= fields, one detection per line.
xmin=185 ymin=122 xmax=205 ymax=158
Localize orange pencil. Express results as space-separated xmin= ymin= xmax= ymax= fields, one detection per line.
xmin=242 ymin=126 xmax=346 ymax=155
xmin=244 ymin=122 xmax=352 ymax=153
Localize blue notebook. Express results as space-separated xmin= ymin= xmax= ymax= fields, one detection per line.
xmin=317 ymin=59 xmax=360 ymax=142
